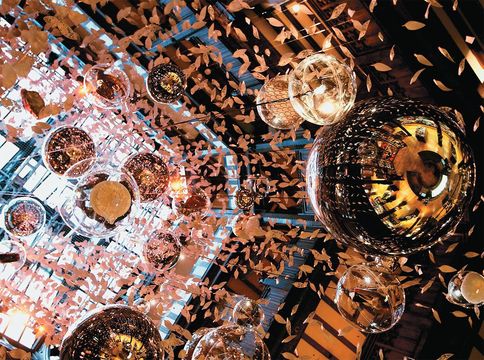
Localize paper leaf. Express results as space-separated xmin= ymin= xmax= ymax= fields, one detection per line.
xmin=452 ymin=311 xmax=467 ymax=318
xmin=371 ymin=62 xmax=392 ymax=72
xmin=267 ymin=17 xmax=284 ymax=27
xmin=414 ymin=54 xmax=433 ymax=66
xmin=438 ymin=265 xmax=457 ymax=273
xmin=274 ymin=314 xmax=286 ymax=324
xmin=438 ymin=46 xmax=455 ymax=62
xmin=458 ymin=58 xmax=465 ymax=75
xmin=473 ymin=117 xmax=479 ymax=132
xmin=402 ymin=21 xmax=426 ymax=30
xmin=433 ymin=79 xmax=453 ymax=92
xmin=328 ymin=3 xmax=347 ymax=20
xmin=410 ymin=68 xmax=425 ymax=84
xmin=432 ymin=308 xmax=442 ymax=323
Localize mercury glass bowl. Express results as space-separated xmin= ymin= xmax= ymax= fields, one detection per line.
xmin=146 ymin=63 xmax=186 ymax=104
xmin=2 ymin=197 xmax=46 ymax=238
xmin=42 ymin=125 xmax=96 ymax=178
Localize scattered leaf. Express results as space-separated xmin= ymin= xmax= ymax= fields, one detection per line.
xmin=371 ymin=62 xmax=392 ymax=72
xmin=402 ymin=21 xmax=426 ymax=30
xmin=433 ymin=79 xmax=453 ymax=92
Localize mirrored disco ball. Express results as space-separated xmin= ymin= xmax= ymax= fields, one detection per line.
xmin=335 ymin=265 xmax=405 ymax=333
xmin=84 ymin=64 xmax=131 ymax=109
xmin=232 ymin=298 xmax=265 ymax=328
xmin=172 ymin=187 xmax=210 ymax=218
xmin=192 ymin=324 xmax=270 ymax=360
xmin=256 ymin=74 xmax=303 ymax=130
xmin=146 ymin=63 xmax=186 ymax=104
xmin=122 ymin=152 xmax=169 ymax=202
xmin=447 ymin=271 xmax=484 ymax=308
xmin=60 ymin=305 xmax=164 ymax=360
xmin=2 ymin=197 xmax=46 ymax=238
xmin=288 ymin=53 xmax=356 ymax=125
xmin=0 ymin=240 xmax=26 ymax=280
xmin=306 ymin=97 xmax=476 ymax=255
xmin=42 ymin=126 xmax=96 ymax=178
xmin=60 ymin=159 xmax=140 ymax=238
xmin=143 ymin=231 xmax=182 ymax=270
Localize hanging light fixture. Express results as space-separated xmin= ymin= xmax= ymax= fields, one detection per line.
xmin=1 ymin=197 xmax=46 ymax=238
xmin=146 ymin=63 xmax=186 ymax=104
xmin=42 ymin=125 xmax=96 ymax=178
xmin=122 ymin=152 xmax=170 ymax=202
xmin=256 ymin=74 xmax=303 ymax=130
xmin=335 ymin=264 xmax=405 ymax=333
xmin=288 ymin=53 xmax=356 ymax=125
xmin=83 ymin=63 xmax=131 ymax=109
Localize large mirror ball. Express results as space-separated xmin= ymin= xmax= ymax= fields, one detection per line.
xmin=306 ymin=97 xmax=476 ymax=255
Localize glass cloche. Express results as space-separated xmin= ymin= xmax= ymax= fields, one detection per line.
xmin=256 ymin=74 xmax=303 ymax=130
xmin=59 ymin=158 xmax=140 ymax=238
xmin=306 ymin=97 xmax=476 ymax=255
xmin=83 ymin=64 xmax=131 ymax=109
xmin=288 ymin=53 xmax=356 ymax=125
xmin=335 ymin=265 xmax=405 ymax=333
xmin=192 ymin=324 xmax=270 ymax=360
xmin=447 ymin=271 xmax=484 ymax=308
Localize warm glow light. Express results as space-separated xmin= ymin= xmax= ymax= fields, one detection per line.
xmin=7 ymin=309 xmax=30 ymax=327
xmin=318 ymin=100 xmax=337 ymax=114
xmin=292 ymin=3 xmax=301 ymax=13
xmin=78 ymin=84 xmax=89 ymax=97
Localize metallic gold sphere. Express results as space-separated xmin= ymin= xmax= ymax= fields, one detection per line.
xmin=60 ymin=305 xmax=164 ymax=360
xmin=306 ymin=97 xmax=475 ymax=255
